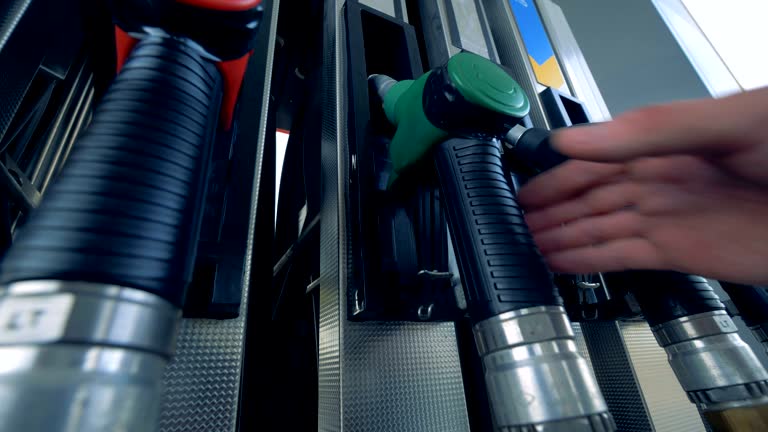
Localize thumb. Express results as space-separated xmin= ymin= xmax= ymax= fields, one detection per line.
xmin=552 ymin=88 xmax=768 ymax=162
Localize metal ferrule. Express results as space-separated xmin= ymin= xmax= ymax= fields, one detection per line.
xmin=652 ymin=311 xmax=768 ymax=411
xmin=474 ymin=306 xmax=615 ymax=432
xmin=502 ymin=124 xmax=528 ymax=150
xmin=0 ymin=280 xmax=181 ymax=431
xmin=652 ymin=309 xmax=740 ymax=347
xmin=369 ymin=74 xmax=397 ymax=101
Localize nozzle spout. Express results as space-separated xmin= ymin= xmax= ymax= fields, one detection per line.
xmin=368 ymin=74 xmax=397 ymax=102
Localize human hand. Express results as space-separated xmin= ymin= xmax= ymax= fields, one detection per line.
xmin=518 ymin=87 xmax=768 ymax=284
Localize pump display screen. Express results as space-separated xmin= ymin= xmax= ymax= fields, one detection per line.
xmin=509 ymin=0 xmax=566 ymax=90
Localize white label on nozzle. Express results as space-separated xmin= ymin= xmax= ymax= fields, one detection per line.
xmin=0 ymin=294 xmax=74 ymax=344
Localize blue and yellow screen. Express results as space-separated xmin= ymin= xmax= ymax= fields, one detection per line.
xmin=509 ymin=0 xmax=566 ymax=89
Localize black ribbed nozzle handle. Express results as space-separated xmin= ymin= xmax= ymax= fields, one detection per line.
xmin=0 ymin=37 xmax=222 ymax=307
xmin=435 ymin=138 xmax=560 ymax=323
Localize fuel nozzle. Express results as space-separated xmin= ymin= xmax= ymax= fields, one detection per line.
xmin=371 ymin=52 xmax=614 ymax=432
xmin=369 ymin=51 xmax=530 ymax=187
xmin=369 ymin=74 xmax=397 ymax=102
xmin=611 ymin=272 xmax=768 ymax=430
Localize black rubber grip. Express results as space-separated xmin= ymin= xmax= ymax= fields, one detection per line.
xmin=720 ymin=282 xmax=768 ymax=328
xmin=0 ymin=37 xmax=222 ymax=306
xmin=435 ymin=138 xmax=560 ymax=323
xmin=512 ymin=128 xmax=567 ymax=174
xmin=604 ymin=271 xmax=724 ymax=327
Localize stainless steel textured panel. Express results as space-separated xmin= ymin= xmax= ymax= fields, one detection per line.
xmin=0 ymin=0 xmax=34 ymax=139
xmin=160 ymin=320 xmax=247 ymax=431
xmin=580 ymin=321 xmax=653 ymax=432
xmin=343 ymin=322 xmax=470 ymax=431
xmin=620 ymin=321 xmax=706 ymax=432
xmin=158 ymin=2 xmax=280 ymax=431
xmin=318 ymin=1 xmax=470 ymax=431
xmin=572 ymin=322 xmax=594 ymax=371
xmin=0 ymin=0 xmax=32 ymax=49
xmin=318 ymin=0 xmax=345 ymax=430
xmin=480 ymin=0 xmax=550 ymax=129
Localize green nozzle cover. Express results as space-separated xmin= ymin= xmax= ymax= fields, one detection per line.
xmin=383 ymin=73 xmax=448 ymax=187
xmin=447 ymin=52 xmax=529 ymax=119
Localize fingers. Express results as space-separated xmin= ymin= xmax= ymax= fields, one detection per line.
xmin=520 ymin=156 xmax=723 ymax=225
xmin=545 ymin=238 xmax=663 ymax=274
xmin=524 ymin=182 xmax=639 ymax=232
xmin=552 ymin=88 xmax=768 ymax=162
xmin=625 ymin=155 xmax=722 ymax=184
xmin=518 ymin=160 xmax=623 ymax=210
xmin=533 ymin=210 xmax=644 ymax=254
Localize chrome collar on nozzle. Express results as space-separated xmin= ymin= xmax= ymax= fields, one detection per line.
xmin=0 ymin=280 xmax=180 ymax=432
xmin=474 ymin=306 xmax=615 ymax=431
xmin=652 ymin=310 xmax=768 ymax=412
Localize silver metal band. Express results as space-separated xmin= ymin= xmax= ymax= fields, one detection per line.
xmin=502 ymin=124 xmax=528 ymax=150
xmin=0 ymin=280 xmax=180 ymax=357
xmin=475 ymin=306 xmax=613 ymax=431
xmin=651 ymin=311 xmax=768 ymax=411
xmin=482 ymin=338 xmax=612 ymax=430
xmin=651 ymin=310 xmax=738 ymax=347
xmin=0 ymin=343 xmax=168 ymax=431
xmin=665 ymin=332 xmax=768 ymax=391
xmin=0 ymin=280 xmax=181 ymax=432
xmin=473 ymin=306 xmax=574 ymax=355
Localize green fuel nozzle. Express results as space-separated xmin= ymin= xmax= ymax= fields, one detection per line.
xmin=370 ymin=52 xmax=530 ymax=187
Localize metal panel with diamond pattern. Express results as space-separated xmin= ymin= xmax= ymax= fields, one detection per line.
xmin=157 ymin=2 xmax=280 ymax=431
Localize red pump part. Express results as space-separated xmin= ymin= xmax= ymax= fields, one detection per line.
xmin=114 ymin=26 xmax=137 ymax=74
xmin=112 ymin=0 xmax=263 ymax=130
xmin=216 ymin=52 xmax=253 ymax=130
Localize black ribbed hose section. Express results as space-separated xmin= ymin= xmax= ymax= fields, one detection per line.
xmin=435 ymin=138 xmax=560 ymax=323
xmin=720 ymin=282 xmax=768 ymax=328
xmin=604 ymin=271 xmax=725 ymax=327
xmin=0 ymin=37 xmax=222 ymax=307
